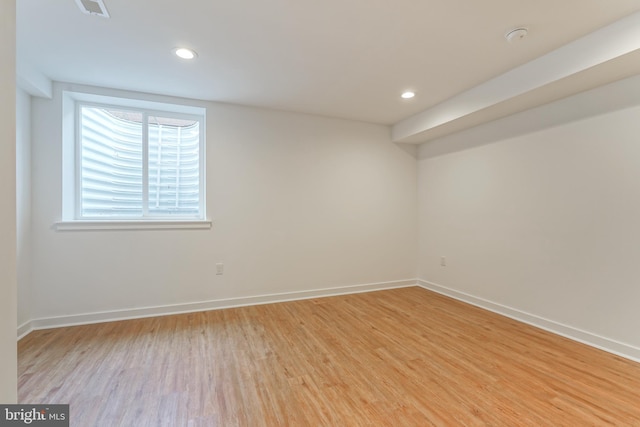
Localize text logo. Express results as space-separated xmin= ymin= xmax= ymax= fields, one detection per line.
xmin=0 ymin=405 xmax=68 ymax=426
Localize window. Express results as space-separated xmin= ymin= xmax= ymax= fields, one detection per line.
xmin=60 ymin=91 xmax=208 ymax=229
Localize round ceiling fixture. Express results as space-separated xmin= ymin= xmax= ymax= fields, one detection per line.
xmin=174 ymin=48 xmax=197 ymax=60
xmin=505 ymin=27 xmax=528 ymax=43
xmin=401 ymin=91 xmax=415 ymax=99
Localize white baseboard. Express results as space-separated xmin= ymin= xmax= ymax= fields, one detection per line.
xmin=17 ymin=321 xmax=33 ymax=341
xmin=19 ymin=279 xmax=417 ymax=338
xmin=20 ymin=278 xmax=640 ymax=365
xmin=417 ymin=279 xmax=640 ymax=364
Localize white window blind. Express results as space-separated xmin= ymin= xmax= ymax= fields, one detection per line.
xmin=78 ymin=105 xmax=203 ymax=219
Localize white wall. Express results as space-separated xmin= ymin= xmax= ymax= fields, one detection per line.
xmin=418 ymin=81 xmax=640 ymax=355
xmin=29 ymin=83 xmax=417 ymax=322
xmin=1 ymin=0 xmax=17 ymax=403
xmin=17 ymin=88 xmax=32 ymax=330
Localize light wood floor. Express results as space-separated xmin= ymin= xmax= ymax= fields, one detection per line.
xmin=18 ymin=287 xmax=640 ymax=426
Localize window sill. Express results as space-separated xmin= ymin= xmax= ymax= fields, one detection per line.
xmin=55 ymin=219 xmax=213 ymax=231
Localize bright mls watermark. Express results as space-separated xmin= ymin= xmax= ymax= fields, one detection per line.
xmin=0 ymin=405 xmax=68 ymax=426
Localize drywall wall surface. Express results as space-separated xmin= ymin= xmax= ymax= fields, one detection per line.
xmin=1 ymin=0 xmax=18 ymax=403
xmin=17 ymin=88 xmax=32 ymax=329
xmin=29 ymin=83 xmax=417 ymax=320
xmin=418 ymin=101 xmax=640 ymax=349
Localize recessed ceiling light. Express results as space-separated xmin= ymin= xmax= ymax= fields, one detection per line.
xmin=401 ymin=91 xmax=415 ymax=99
xmin=174 ymin=48 xmax=197 ymax=60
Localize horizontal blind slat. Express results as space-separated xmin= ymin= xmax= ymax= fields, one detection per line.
xmin=79 ymin=106 xmax=202 ymax=218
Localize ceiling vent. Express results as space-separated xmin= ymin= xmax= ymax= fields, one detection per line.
xmin=75 ymin=0 xmax=110 ymax=18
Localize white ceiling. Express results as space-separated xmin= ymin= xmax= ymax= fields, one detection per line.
xmin=16 ymin=0 xmax=640 ymax=142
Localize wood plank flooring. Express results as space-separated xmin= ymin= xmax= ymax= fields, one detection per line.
xmin=18 ymin=287 xmax=640 ymax=426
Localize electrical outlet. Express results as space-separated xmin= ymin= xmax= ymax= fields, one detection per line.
xmin=216 ymin=263 xmax=224 ymax=275
xmin=440 ymin=256 xmax=446 ymax=267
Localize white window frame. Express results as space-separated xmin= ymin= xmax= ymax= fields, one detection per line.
xmin=57 ymin=90 xmax=211 ymax=231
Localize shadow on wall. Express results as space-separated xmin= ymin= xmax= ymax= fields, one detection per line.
xmin=394 ymin=142 xmax=418 ymax=159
